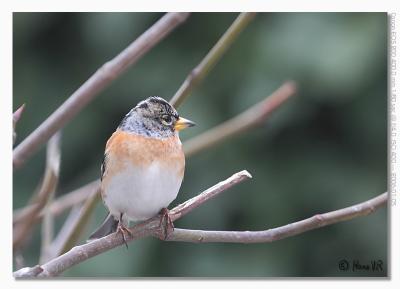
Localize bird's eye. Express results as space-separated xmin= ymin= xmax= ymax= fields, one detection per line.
xmin=161 ymin=114 xmax=173 ymax=126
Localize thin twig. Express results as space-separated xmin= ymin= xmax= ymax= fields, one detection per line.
xmin=44 ymin=189 xmax=100 ymax=261
xmin=45 ymin=205 xmax=82 ymax=259
xmin=39 ymin=202 xmax=55 ymax=263
xmin=169 ymin=171 xmax=253 ymax=221
xmin=170 ymin=12 xmax=256 ymax=108
xmin=39 ymin=134 xmax=62 ymax=262
xmin=13 ymin=12 xmax=190 ymax=170
xmin=13 ymin=180 xmax=100 ymax=225
xmin=184 ymin=81 xmax=297 ymax=157
xmin=56 ymin=189 xmax=101 ymax=255
xmin=166 ymin=192 xmax=388 ymax=243
xmin=14 ymin=170 xmax=252 ymax=277
xmin=13 ymin=103 xmax=25 ymax=145
xmin=13 ymin=133 xmax=62 ymax=251
xmin=47 ymin=206 xmax=82 ymax=258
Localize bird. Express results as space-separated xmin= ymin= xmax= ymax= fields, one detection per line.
xmin=88 ymin=96 xmax=195 ymax=246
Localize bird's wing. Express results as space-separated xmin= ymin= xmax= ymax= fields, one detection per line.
xmin=87 ymin=213 xmax=118 ymax=241
xmin=100 ymin=152 xmax=108 ymax=181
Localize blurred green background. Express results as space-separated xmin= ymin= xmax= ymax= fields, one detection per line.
xmin=13 ymin=12 xmax=387 ymax=277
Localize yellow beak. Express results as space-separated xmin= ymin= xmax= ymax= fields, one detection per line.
xmin=174 ymin=117 xmax=196 ymax=131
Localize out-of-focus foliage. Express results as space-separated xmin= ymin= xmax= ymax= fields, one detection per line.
xmin=13 ymin=13 xmax=387 ymax=277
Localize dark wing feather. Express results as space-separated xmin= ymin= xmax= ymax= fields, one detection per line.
xmin=100 ymin=153 xmax=107 ymax=181
xmin=87 ymin=214 xmax=118 ymax=241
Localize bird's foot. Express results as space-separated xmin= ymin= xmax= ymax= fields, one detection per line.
xmin=158 ymin=208 xmax=174 ymax=240
xmin=116 ymin=221 xmax=132 ymax=249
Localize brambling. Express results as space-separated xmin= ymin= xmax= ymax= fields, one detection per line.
xmin=89 ymin=96 xmax=195 ymax=245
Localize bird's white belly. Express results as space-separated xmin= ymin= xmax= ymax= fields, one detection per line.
xmin=103 ymin=162 xmax=182 ymax=221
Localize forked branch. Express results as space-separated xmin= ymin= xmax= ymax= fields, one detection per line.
xmin=14 ymin=170 xmax=251 ymax=277
xmin=13 ymin=171 xmax=387 ymax=278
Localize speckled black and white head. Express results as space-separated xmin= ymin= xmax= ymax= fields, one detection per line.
xmin=118 ymin=96 xmax=195 ymax=138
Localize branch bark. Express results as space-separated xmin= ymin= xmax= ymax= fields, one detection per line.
xmin=14 ymin=187 xmax=387 ymax=277
xmin=13 ymin=12 xmax=190 ymax=170
xmin=13 ymin=170 xmax=252 ymax=277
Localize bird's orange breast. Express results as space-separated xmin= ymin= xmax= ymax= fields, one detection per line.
xmin=101 ymin=130 xmax=185 ymax=194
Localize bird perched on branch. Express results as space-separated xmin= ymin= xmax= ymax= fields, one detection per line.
xmin=89 ymin=97 xmax=195 ymax=246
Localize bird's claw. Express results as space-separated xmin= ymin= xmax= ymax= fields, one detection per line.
xmin=117 ymin=222 xmax=132 ymax=249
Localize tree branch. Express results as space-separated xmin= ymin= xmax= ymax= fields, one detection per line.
xmin=166 ymin=192 xmax=388 ymax=243
xmin=56 ymin=188 xmax=100 ymax=255
xmin=13 ymin=133 xmax=61 ymax=251
xmin=14 ymin=186 xmax=387 ymax=277
xmin=44 ymin=189 xmax=100 ymax=261
xmin=170 ymin=12 xmax=256 ymax=108
xmin=184 ymin=81 xmax=297 ymax=157
xmin=13 ymin=12 xmax=190 ymax=170
xmin=13 ymin=103 xmax=25 ymax=145
xmin=13 ymin=180 xmax=100 ymax=225
xmin=13 ymin=170 xmax=252 ymax=277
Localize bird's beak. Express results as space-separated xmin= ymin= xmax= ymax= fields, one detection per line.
xmin=174 ymin=117 xmax=196 ymax=131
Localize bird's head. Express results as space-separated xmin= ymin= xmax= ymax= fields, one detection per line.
xmin=118 ymin=96 xmax=195 ymax=138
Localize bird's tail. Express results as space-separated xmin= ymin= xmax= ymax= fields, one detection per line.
xmin=87 ymin=214 xmax=118 ymax=241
